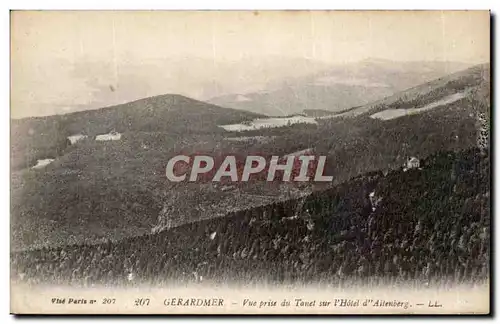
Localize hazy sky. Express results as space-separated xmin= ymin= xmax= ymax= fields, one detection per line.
xmin=11 ymin=11 xmax=490 ymax=118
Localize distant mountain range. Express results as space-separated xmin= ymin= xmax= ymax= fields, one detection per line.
xmin=12 ymin=56 xmax=330 ymax=118
xmin=10 ymin=63 xmax=490 ymax=252
xmin=208 ymin=59 xmax=473 ymax=116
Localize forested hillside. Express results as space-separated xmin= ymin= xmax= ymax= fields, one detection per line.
xmin=11 ymin=94 xmax=262 ymax=171
xmin=11 ymin=148 xmax=490 ymax=286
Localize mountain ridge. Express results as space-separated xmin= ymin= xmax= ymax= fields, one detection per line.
xmin=11 ymin=94 xmax=264 ymax=171
xmin=11 ymin=148 xmax=490 ymax=285
xmin=208 ymin=60 xmax=474 ymax=116
xmin=10 ymin=63 xmax=490 ymax=252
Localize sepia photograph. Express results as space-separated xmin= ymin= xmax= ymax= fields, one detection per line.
xmin=9 ymin=10 xmax=490 ymax=315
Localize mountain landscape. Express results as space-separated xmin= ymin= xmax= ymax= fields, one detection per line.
xmin=10 ymin=61 xmax=490 ymax=287
xmin=208 ymin=59 xmax=472 ymax=116
xmin=12 ymin=148 xmax=490 ymax=286
xmin=12 ymin=56 xmax=330 ymax=118
xmin=10 ymin=95 xmax=263 ymax=171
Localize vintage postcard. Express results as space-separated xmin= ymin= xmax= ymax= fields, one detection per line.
xmin=10 ymin=10 xmax=490 ymax=315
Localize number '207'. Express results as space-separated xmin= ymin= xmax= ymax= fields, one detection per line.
xmin=135 ymin=298 xmax=150 ymax=306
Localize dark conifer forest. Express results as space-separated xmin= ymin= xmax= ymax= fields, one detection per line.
xmin=11 ymin=148 xmax=490 ymax=287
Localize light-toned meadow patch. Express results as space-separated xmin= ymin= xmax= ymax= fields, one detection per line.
xmin=31 ymin=159 xmax=55 ymax=169
xmin=370 ymin=92 xmax=467 ymax=121
xmin=67 ymin=134 xmax=87 ymax=144
xmin=224 ymin=136 xmax=276 ymax=143
xmin=219 ymin=116 xmax=317 ymax=132
xmin=95 ymin=131 xmax=122 ymax=141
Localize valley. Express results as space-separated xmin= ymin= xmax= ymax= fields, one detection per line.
xmin=9 ymin=62 xmax=491 ymax=287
